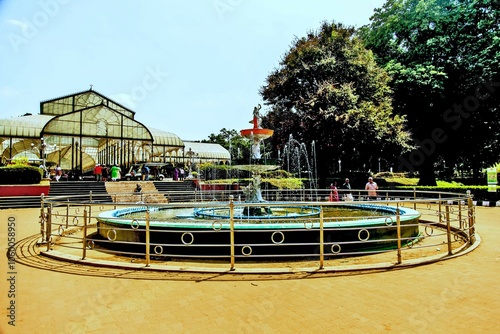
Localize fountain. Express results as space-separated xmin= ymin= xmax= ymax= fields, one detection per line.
xmin=281 ymin=134 xmax=318 ymax=191
xmin=95 ymin=105 xmax=421 ymax=259
xmin=234 ymin=104 xmax=277 ymax=215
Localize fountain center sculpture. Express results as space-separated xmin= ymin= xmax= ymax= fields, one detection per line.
xmin=240 ymin=104 xmax=274 ymax=162
xmin=237 ymin=105 xmax=277 ymax=206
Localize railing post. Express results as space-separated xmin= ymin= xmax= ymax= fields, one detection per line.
xmin=438 ymin=193 xmax=442 ymax=223
xmin=319 ymin=206 xmax=324 ymax=270
xmin=467 ymin=191 xmax=476 ymax=244
xmin=145 ymin=208 xmax=150 ymax=267
xmin=66 ymin=200 xmax=70 ymax=228
xmin=89 ymin=190 xmax=93 ymax=203
xmin=39 ymin=193 xmax=46 ymax=244
xmin=458 ymin=199 xmax=462 ymax=230
xmin=396 ymin=203 xmax=402 ymax=264
xmin=445 ymin=205 xmax=452 ymax=255
xmin=89 ymin=202 xmax=92 ymax=228
xmin=82 ymin=208 xmax=88 ymax=260
xmin=413 ymin=187 xmax=417 ymax=210
xmin=229 ymin=196 xmax=235 ymax=271
xmin=46 ymin=206 xmax=52 ymax=252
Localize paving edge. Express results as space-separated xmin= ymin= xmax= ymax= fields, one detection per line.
xmin=39 ymin=233 xmax=482 ymax=276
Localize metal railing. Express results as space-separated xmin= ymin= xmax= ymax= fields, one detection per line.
xmin=38 ymin=189 xmax=477 ymax=273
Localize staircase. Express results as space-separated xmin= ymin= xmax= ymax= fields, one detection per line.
xmin=0 ymin=195 xmax=44 ymax=209
xmin=0 ymin=181 xmax=111 ymax=209
xmin=105 ymin=181 xmax=169 ymax=203
xmin=48 ymin=181 xmax=112 ymax=203
xmin=153 ymin=180 xmax=197 ymax=202
xmin=0 ymin=180 xmax=198 ymax=209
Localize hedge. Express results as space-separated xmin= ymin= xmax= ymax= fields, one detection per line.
xmin=0 ymin=165 xmax=43 ymax=185
xmin=393 ymin=186 xmax=498 ymax=201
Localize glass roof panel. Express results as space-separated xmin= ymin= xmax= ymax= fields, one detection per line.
xmin=0 ymin=114 xmax=52 ymax=138
xmin=41 ymin=90 xmax=135 ymax=118
xmin=43 ymin=107 xmax=153 ymax=141
xmin=182 ymin=141 xmax=231 ymax=160
xmin=149 ymin=127 xmax=184 ymax=147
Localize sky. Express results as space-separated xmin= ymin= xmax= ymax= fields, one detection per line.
xmin=0 ymin=0 xmax=386 ymax=141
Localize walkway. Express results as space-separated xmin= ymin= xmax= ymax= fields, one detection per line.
xmin=1 ymin=207 xmax=498 ymax=333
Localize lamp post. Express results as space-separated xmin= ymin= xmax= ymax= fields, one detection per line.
xmin=378 ymin=157 xmax=381 ymax=173
xmin=186 ymin=147 xmax=196 ymax=178
xmin=32 ymin=137 xmax=47 ymax=177
xmin=338 ymin=159 xmax=341 ymax=173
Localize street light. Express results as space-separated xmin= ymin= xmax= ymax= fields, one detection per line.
xmin=186 ymin=147 xmax=197 ymax=178
xmin=32 ymin=137 xmax=47 ymax=177
xmin=338 ymin=159 xmax=341 ymax=173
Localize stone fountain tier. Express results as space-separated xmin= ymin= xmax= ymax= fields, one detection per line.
xmin=232 ymin=164 xmax=280 ymax=173
xmin=232 ymin=165 xmax=280 ymax=209
xmin=240 ymin=128 xmax=274 ymax=140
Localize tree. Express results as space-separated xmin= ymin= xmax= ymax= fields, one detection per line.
xmin=203 ymin=128 xmax=251 ymax=164
xmin=361 ymin=0 xmax=500 ymax=184
xmin=260 ymin=22 xmax=412 ymax=183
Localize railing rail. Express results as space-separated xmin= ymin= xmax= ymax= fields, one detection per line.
xmin=39 ymin=189 xmax=477 ymax=273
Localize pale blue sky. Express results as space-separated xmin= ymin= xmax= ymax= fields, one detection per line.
xmin=0 ymin=0 xmax=385 ymax=140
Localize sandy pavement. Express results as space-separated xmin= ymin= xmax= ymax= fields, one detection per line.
xmin=0 ymin=207 xmax=499 ymax=334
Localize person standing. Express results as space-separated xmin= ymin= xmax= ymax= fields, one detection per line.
xmin=329 ymin=182 xmax=339 ymax=202
xmin=342 ymin=178 xmax=351 ymax=191
xmin=365 ymin=177 xmax=378 ymax=199
xmin=55 ymin=164 xmax=62 ymax=182
xmin=141 ymin=165 xmax=150 ymax=181
xmin=173 ymin=167 xmax=179 ymax=181
xmin=342 ymin=178 xmax=353 ymax=201
xmin=110 ymin=164 xmax=121 ymax=182
xmin=94 ymin=164 xmax=102 ymax=181
xmin=101 ymin=165 xmax=108 ymax=181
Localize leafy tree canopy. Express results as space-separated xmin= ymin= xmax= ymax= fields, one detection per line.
xmin=260 ymin=21 xmax=412 ymax=180
xmin=361 ymin=0 xmax=500 ymax=184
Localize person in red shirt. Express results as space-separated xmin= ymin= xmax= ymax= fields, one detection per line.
xmin=329 ymin=182 xmax=339 ymax=202
xmin=94 ymin=164 xmax=103 ymax=181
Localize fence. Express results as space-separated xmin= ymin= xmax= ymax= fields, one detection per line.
xmin=38 ymin=188 xmax=477 ymax=273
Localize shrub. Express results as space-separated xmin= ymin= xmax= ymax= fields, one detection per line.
xmin=0 ymin=165 xmax=42 ymax=185
xmin=394 ymin=186 xmax=498 ymax=201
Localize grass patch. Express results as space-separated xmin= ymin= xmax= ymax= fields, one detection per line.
xmin=382 ymin=177 xmax=464 ymax=187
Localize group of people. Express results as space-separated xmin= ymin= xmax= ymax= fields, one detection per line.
xmin=329 ymin=177 xmax=378 ymax=201
xmin=172 ymin=167 xmax=186 ymax=181
xmin=93 ymin=164 xmax=121 ymax=181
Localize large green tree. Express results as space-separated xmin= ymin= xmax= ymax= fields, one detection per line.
xmin=260 ymin=22 xmax=412 ymax=183
xmin=361 ymin=0 xmax=500 ymax=184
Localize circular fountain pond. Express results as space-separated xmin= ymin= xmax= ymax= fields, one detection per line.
xmin=95 ymin=203 xmax=421 ymax=259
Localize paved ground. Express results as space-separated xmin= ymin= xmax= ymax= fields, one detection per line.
xmin=1 ymin=207 xmax=499 ymax=334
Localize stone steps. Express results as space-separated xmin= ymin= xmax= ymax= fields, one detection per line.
xmin=48 ymin=181 xmax=111 ymax=203
xmin=0 ymin=196 xmax=42 ymax=209
xmin=105 ymin=181 xmax=169 ymax=203
xmin=153 ymin=180 xmax=197 ymax=202
xmin=0 ymin=180 xmax=199 ymax=209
